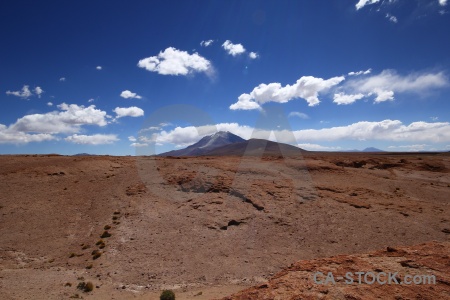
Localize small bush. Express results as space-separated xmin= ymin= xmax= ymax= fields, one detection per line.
xmin=100 ymin=231 xmax=111 ymax=238
xmin=160 ymin=289 xmax=175 ymax=300
xmin=93 ymin=252 xmax=102 ymax=260
xmin=104 ymin=224 xmax=111 ymax=230
xmin=86 ymin=264 xmax=93 ymax=269
xmin=96 ymin=239 xmax=104 ymax=245
xmin=77 ymin=281 xmax=94 ymax=292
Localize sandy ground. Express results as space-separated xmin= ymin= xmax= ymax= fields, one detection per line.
xmin=0 ymin=153 xmax=449 ymax=299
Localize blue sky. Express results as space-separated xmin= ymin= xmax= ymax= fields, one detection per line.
xmin=1 ymin=0 xmax=450 ymax=155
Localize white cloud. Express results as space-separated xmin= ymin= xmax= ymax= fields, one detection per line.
xmin=200 ymin=40 xmax=214 ymax=47
xmin=113 ymin=106 xmax=144 ymax=118
xmin=140 ymin=119 xmax=450 ymax=150
xmin=222 ymin=40 xmax=246 ymax=56
xmin=6 ymin=85 xmax=33 ymax=99
xmin=130 ymin=142 xmax=148 ymax=147
xmin=297 ymin=143 xmax=342 ymax=151
xmin=96 ymin=66 xmax=102 ymax=70
xmin=295 ymin=120 xmax=450 ymax=143
xmin=439 ymin=0 xmax=447 ymax=6
xmin=59 ymin=77 xmax=66 ymax=82
xmin=249 ymin=52 xmax=259 ymax=59
xmin=0 ymin=124 xmax=55 ymax=144
xmin=386 ymin=13 xmax=398 ymax=23
xmin=343 ymin=70 xmax=448 ymax=104
xmin=88 ymin=98 xmax=95 ymax=103
xmin=120 ymin=90 xmax=142 ymax=99
xmin=34 ymin=87 xmax=44 ymax=98
xmin=373 ymin=89 xmax=394 ymax=102
xmin=128 ymin=136 xmax=137 ymax=142
xmin=65 ymin=134 xmax=118 ymax=145
xmin=387 ymin=144 xmax=429 ymax=151
xmin=430 ymin=116 xmax=439 ymax=121
xmin=348 ymin=69 xmax=372 ymax=76
xmin=47 ymin=102 xmax=53 ymax=106
xmin=288 ymin=112 xmax=309 ymax=119
xmin=355 ymin=0 xmax=380 ymax=10
xmin=10 ymin=103 xmax=108 ymax=134
xmin=333 ymin=92 xmax=366 ymax=105
xmin=137 ymin=47 xmax=212 ymax=76
xmin=230 ymin=75 xmax=345 ymax=110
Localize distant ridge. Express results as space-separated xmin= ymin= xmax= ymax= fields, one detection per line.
xmin=343 ymin=147 xmax=385 ymax=152
xmin=362 ymin=147 xmax=385 ymax=152
xmin=73 ymin=153 xmax=97 ymax=156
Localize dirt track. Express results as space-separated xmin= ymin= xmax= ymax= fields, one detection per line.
xmin=0 ymin=153 xmax=449 ymax=299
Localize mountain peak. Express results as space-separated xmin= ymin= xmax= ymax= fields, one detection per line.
xmin=159 ymin=131 xmax=245 ymax=156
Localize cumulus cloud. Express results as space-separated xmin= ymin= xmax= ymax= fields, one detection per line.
xmin=294 ymin=120 xmax=450 ymax=143
xmin=6 ymin=85 xmax=33 ymax=99
xmin=0 ymin=124 xmax=55 ymax=144
xmin=386 ymin=13 xmax=398 ymax=23
xmin=144 ymin=119 xmax=450 ymax=150
xmin=439 ymin=0 xmax=447 ymax=6
xmin=200 ymin=40 xmax=214 ymax=47
xmin=348 ymin=69 xmax=372 ymax=76
xmin=333 ymin=92 xmax=366 ymax=105
xmin=120 ymin=90 xmax=142 ymax=99
xmin=355 ymin=0 xmax=380 ymax=10
xmin=387 ymin=144 xmax=430 ymax=151
xmin=59 ymin=77 xmax=66 ymax=82
xmin=130 ymin=142 xmax=148 ymax=147
xmin=297 ymin=143 xmax=342 ymax=151
xmin=113 ymin=106 xmax=144 ymax=118
xmin=137 ymin=47 xmax=212 ymax=76
xmin=47 ymin=102 xmax=53 ymax=106
xmin=342 ymin=70 xmax=448 ymax=103
xmin=131 ymin=118 xmax=450 ymax=155
xmin=288 ymin=112 xmax=309 ymax=119
xmin=249 ymin=52 xmax=259 ymax=59
xmin=34 ymin=87 xmax=44 ymax=98
xmin=10 ymin=103 xmax=108 ymax=134
xmin=6 ymin=85 xmax=44 ymax=99
xmin=128 ymin=136 xmax=137 ymax=142
xmin=65 ymin=134 xmax=118 ymax=145
xmin=96 ymin=66 xmax=102 ymax=70
xmin=230 ymin=75 xmax=345 ymax=110
xmin=222 ymin=40 xmax=246 ymax=56
xmin=88 ymin=98 xmax=95 ymax=103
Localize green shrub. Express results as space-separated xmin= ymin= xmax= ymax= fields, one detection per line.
xmin=160 ymin=289 xmax=175 ymax=300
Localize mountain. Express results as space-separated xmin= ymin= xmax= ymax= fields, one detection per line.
xmin=343 ymin=147 xmax=385 ymax=152
xmin=205 ymin=138 xmax=306 ymax=156
xmin=362 ymin=147 xmax=385 ymax=152
xmin=159 ymin=131 xmax=306 ymax=156
xmin=159 ymin=131 xmax=245 ymax=156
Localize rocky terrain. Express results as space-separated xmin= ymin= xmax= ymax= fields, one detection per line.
xmin=0 ymin=152 xmax=449 ymax=299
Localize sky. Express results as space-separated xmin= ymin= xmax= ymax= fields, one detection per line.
xmin=1 ymin=0 xmax=450 ymax=155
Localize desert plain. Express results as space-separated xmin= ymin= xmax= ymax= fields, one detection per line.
xmin=0 ymin=152 xmax=449 ymax=299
